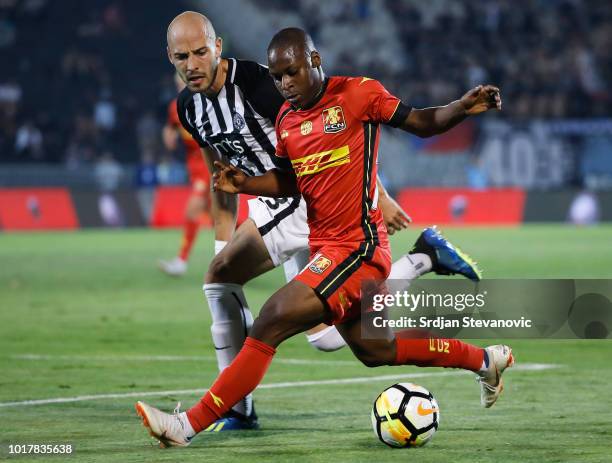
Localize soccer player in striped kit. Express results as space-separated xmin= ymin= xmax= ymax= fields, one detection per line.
xmin=153 ymin=12 xmax=485 ymax=431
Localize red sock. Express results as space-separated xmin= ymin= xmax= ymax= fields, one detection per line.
xmin=186 ymin=337 xmax=276 ymax=433
xmin=394 ymin=336 xmax=483 ymax=372
xmin=178 ymin=218 xmax=199 ymax=261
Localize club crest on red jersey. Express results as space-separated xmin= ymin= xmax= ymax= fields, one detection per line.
xmin=322 ymin=106 xmax=346 ymax=133
xmin=309 ymin=254 xmax=332 ymax=274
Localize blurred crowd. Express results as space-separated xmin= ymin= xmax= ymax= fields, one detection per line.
xmin=0 ymin=0 xmax=188 ymax=177
xmin=0 ymin=0 xmax=610 ymax=169
xmin=258 ymin=0 xmax=611 ymax=118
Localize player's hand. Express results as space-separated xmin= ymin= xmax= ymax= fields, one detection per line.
xmin=379 ymin=194 xmax=412 ymax=235
xmin=460 ymin=85 xmax=501 ymax=115
xmin=212 ymin=161 xmax=246 ymax=194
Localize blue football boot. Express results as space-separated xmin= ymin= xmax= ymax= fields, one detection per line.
xmin=202 ymin=408 xmax=259 ymax=432
xmin=410 ymin=226 xmax=482 ymax=281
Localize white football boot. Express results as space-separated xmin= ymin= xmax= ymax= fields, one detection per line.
xmin=158 ymin=257 xmax=187 ymax=276
xmin=135 ymin=401 xmax=192 ymax=447
xmin=477 ymin=345 xmax=515 ymax=408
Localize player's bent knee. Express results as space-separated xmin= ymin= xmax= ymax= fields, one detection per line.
xmin=250 ymin=300 xmax=304 ymax=347
xmin=186 ymin=209 xmax=199 ymax=221
xmin=250 ymin=313 xmax=286 ymax=347
xmin=256 ymin=301 xmax=291 ymax=330
xmin=206 ymin=254 xmax=239 ymax=284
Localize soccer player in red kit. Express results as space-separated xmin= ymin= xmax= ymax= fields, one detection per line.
xmin=136 ymin=28 xmax=514 ymax=447
xmin=159 ymin=73 xmax=211 ymax=276
xmin=271 ymin=75 xmax=398 ymax=320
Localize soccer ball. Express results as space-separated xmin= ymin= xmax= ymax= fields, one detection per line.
xmin=371 ymin=382 xmax=440 ymax=448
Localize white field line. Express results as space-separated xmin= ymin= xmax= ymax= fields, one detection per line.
xmin=8 ymin=354 xmax=357 ymax=366
xmin=0 ymin=363 xmax=558 ymax=408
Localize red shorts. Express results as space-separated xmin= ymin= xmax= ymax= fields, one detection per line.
xmin=295 ymin=242 xmax=391 ymax=325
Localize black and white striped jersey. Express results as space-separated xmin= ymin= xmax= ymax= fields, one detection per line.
xmin=177 ymin=58 xmax=287 ymax=176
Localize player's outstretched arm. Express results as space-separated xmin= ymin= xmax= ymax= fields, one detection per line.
xmin=213 ymin=161 xmax=299 ymax=197
xmin=400 ymin=85 xmax=501 ymax=138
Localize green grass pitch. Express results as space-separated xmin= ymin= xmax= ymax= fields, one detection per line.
xmin=1 ymin=225 xmax=612 ymax=462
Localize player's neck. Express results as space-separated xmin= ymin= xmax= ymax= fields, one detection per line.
xmin=203 ymin=58 xmax=228 ymax=98
xmin=297 ymin=75 xmax=328 ymax=111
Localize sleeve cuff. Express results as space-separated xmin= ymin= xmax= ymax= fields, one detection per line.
xmin=387 ymin=102 xmax=412 ymax=128
xmin=271 ymin=154 xmax=292 ymax=171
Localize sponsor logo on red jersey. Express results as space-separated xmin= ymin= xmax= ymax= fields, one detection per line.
xmin=291 ymin=145 xmax=350 ymax=177
xmin=322 ymin=106 xmax=346 ymax=133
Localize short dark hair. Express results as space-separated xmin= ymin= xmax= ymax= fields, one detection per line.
xmin=267 ymin=27 xmax=315 ymax=55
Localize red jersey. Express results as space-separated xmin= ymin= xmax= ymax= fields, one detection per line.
xmin=167 ymin=99 xmax=209 ymax=182
xmin=275 ymin=76 xmax=410 ymax=248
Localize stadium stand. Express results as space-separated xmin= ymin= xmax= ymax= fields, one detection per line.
xmin=0 ymin=0 xmax=610 ymax=194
